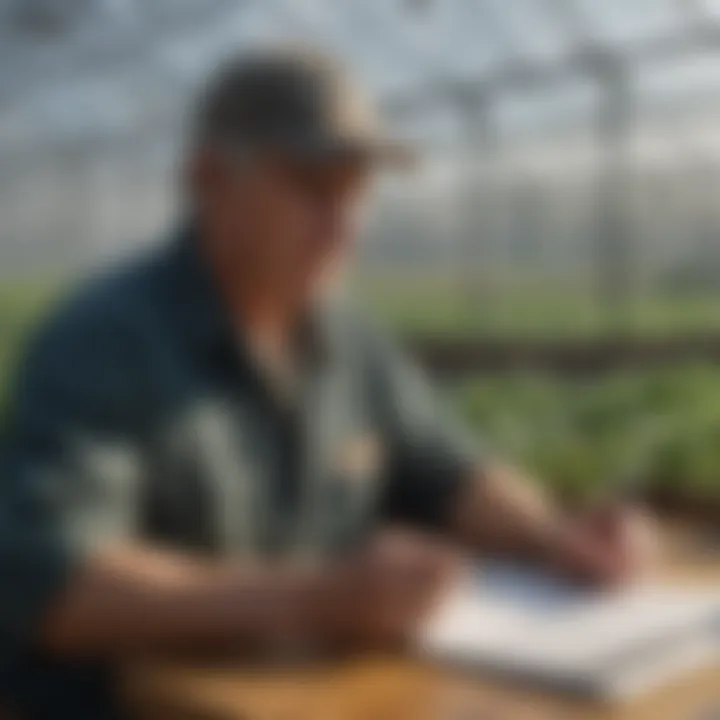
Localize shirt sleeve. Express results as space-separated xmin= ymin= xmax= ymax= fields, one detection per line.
xmin=0 ymin=309 xmax=146 ymax=654
xmin=364 ymin=327 xmax=482 ymax=530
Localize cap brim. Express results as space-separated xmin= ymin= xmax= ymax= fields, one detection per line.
xmin=282 ymin=135 xmax=418 ymax=171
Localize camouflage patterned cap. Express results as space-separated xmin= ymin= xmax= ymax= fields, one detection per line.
xmin=194 ymin=46 xmax=415 ymax=168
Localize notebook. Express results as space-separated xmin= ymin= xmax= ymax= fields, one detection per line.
xmin=420 ymin=562 xmax=720 ymax=701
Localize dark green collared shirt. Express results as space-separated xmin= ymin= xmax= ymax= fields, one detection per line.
xmin=0 ymin=229 xmax=478 ymax=718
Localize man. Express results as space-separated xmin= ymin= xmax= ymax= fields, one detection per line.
xmin=0 ymin=48 xmax=652 ymax=719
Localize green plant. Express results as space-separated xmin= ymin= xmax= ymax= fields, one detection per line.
xmin=453 ymin=364 xmax=720 ymax=504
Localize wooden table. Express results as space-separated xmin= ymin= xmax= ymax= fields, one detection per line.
xmin=124 ymin=527 xmax=720 ymax=720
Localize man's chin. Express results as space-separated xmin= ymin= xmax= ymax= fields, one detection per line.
xmin=284 ymin=267 xmax=345 ymax=306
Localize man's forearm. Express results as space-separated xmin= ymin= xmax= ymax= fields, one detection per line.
xmin=449 ymin=462 xmax=658 ymax=585
xmin=40 ymin=546 xmax=319 ymax=658
xmin=449 ymin=462 xmax=563 ymax=562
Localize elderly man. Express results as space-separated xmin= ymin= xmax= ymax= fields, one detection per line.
xmin=0 ymin=48 xmax=650 ymax=719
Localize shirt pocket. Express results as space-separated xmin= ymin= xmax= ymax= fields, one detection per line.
xmin=321 ymin=431 xmax=386 ymax=550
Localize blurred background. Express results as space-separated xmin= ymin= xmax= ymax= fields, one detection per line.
xmin=3 ymin=0 xmax=720 ymax=511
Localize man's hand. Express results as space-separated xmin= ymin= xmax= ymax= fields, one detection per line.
xmin=544 ymin=504 xmax=659 ymax=587
xmin=450 ymin=463 xmax=659 ymax=588
xmin=310 ymin=530 xmax=460 ymax=650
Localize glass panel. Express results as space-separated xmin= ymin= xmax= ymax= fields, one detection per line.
xmin=573 ymin=0 xmax=684 ymax=44
xmin=483 ymin=0 xmax=573 ymax=60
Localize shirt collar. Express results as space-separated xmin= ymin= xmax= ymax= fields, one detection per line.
xmin=165 ymin=224 xmax=342 ymax=376
xmin=167 ymin=225 xmax=233 ymax=355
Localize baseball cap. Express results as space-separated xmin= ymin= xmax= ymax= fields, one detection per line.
xmin=194 ymin=46 xmax=415 ymax=169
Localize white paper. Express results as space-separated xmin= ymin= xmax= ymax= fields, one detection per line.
xmin=421 ymin=562 xmax=720 ymax=699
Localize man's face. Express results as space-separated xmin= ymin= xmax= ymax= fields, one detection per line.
xmin=201 ymin=148 xmax=372 ymax=304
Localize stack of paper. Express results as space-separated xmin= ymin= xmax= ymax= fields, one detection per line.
xmin=421 ymin=563 xmax=720 ymax=700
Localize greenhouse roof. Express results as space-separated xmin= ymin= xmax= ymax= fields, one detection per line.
xmin=2 ymin=0 xmax=720 ymax=148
